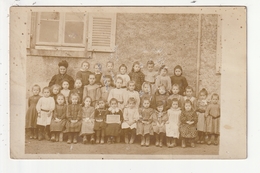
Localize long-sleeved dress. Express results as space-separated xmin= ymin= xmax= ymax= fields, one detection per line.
xmin=80 ymin=106 xmax=95 ymax=136
xmin=36 ymin=97 xmax=55 ymax=126
xmin=166 ymin=108 xmax=181 ymax=138
xmin=123 ymin=90 xmax=140 ymax=108
xmin=76 ymin=70 xmax=92 ymax=86
xmin=151 ymin=91 xmax=169 ymax=109
xmin=105 ymin=108 xmax=123 ymax=136
xmin=94 ymin=72 xmax=103 ymax=86
xmin=196 ymin=99 xmax=208 ymax=132
xmin=122 ymin=107 xmax=139 ymax=129
xmin=155 ymin=75 xmax=172 ymax=92
xmin=94 ymin=108 xmax=107 ymax=131
xmin=136 ymin=107 xmax=154 ymax=136
xmin=152 ymin=111 xmax=168 ymax=134
xmin=179 ymin=110 xmax=198 ymax=138
xmin=50 ymin=104 xmax=67 ymax=132
xmin=64 ymin=104 xmax=82 ymax=133
xmin=128 ymin=71 xmax=145 ymax=92
xmin=107 ymin=88 xmax=124 ymax=109
xmin=26 ymin=95 xmax=41 ymax=128
xmin=49 ymin=73 xmax=75 ymax=90
xmin=205 ymin=103 xmax=220 ymax=134
xmin=83 ymin=84 xmax=101 ymax=106
xmin=170 ymin=75 xmax=188 ymax=96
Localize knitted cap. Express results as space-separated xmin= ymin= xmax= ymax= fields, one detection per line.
xmin=174 ymin=65 xmax=182 ymax=72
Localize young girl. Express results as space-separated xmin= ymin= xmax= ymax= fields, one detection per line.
xmin=107 ymin=77 xmax=124 ymax=110
xmin=140 ymin=82 xmax=153 ymax=107
xmin=100 ymin=75 xmax=114 ymax=107
xmin=152 ymin=101 xmax=167 ymax=147
xmin=128 ymin=61 xmax=145 ymax=92
xmin=123 ymin=81 xmax=140 ymax=108
xmin=102 ymin=61 xmax=116 ymax=82
xmin=80 ymin=96 xmax=95 ymax=144
xmin=165 ymin=98 xmax=181 ymax=148
xmin=155 ymin=65 xmax=172 ymax=93
xmin=83 ymin=73 xmax=101 ymax=107
xmin=26 ymin=84 xmax=41 ymax=139
xmin=166 ymin=84 xmax=184 ymax=110
xmin=70 ymin=78 xmax=83 ymax=105
xmin=196 ymin=88 xmax=208 ymax=144
xmin=179 ymin=100 xmax=198 ymax=148
xmin=144 ymin=60 xmax=157 ymax=94
xmin=122 ymin=98 xmax=139 ymax=144
xmin=50 ymin=94 xmax=67 ymax=142
xmin=94 ymin=63 xmax=103 ymax=87
xmin=205 ymin=93 xmax=220 ymax=145
xmin=64 ymin=93 xmax=82 ymax=144
xmin=116 ymin=64 xmax=130 ymax=89
xmin=50 ymin=84 xmax=61 ymax=103
xmin=137 ymin=99 xmax=154 ymax=147
xmin=76 ymin=61 xmax=92 ymax=86
xmin=36 ymin=87 xmax=55 ymax=141
xmin=183 ymin=86 xmax=197 ymax=110
xmin=151 ymin=84 xmax=169 ymax=109
xmin=60 ymin=80 xmax=70 ymax=105
xmin=170 ymin=65 xmax=188 ymax=95
xmin=94 ymin=99 xmax=107 ymax=144
xmin=105 ymin=98 xmax=123 ymax=144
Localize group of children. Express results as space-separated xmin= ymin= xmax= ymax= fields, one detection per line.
xmin=26 ymin=60 xmax=220 ymax=148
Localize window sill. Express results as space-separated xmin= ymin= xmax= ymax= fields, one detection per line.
xmin=27 ymin=48 xmax=89 ymax=58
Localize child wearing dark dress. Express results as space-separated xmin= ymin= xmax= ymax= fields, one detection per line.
xmin=50 ymin=84 xmax=61 ymax=104
xmin=128 ymin=61 xmax=145 ymax=92
xmin=102 ymin=61 xmax=116 ymax=83
xmin=151 ymin=84 xmax=169 ymax=109
xmin=155 ymin=65 xmax=172 ymax=93
xmin=26 ymin=84 xmax=41 ymax=139
xmin=83 ymin=73 xmax=101 ymax=107
xmin=170 ymin=65 xmax=188 ymax=96
xmin=94 ymin=99 xmax=107 ymax=144
xmin=166 ymin=84 xmax=184 ymax=110
xmin=140 ymin=82 xmax=153 ymax=107
xmin=100 ymin=75 xmax=114 ymax=107
xmin=76 ymin=61 xmax=92 ymax=87
xmin=60 ymin=80 xmax=71 ymax=105
xmin=94 ymin=63 xmax=103 ymax=87
xmin=69 ymin=78 xmax=83 ymax=104
xmin=183 ymin=86 xmax=197 ymax=110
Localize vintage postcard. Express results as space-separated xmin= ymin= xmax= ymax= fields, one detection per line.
xmin=10 ymin=6 xmax=246 ymax=159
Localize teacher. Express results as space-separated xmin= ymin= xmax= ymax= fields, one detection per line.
xmin=49 ymin=60 xmax=75 ymax=90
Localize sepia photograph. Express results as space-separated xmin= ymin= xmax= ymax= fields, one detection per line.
xmin=10 ymin=6 xmax=246 ymax=159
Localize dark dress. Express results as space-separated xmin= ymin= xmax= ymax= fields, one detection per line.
xmin=128 ymin=71 xmax=145 ymax=92
xmin=105 ymin=109 xmax=123 ymax=136
xmin=136 ymin=107 xmax=154 ymax=135
xmin=179 ymin=110 xmax=198 ymax=138
xmin=151 ymin=91 xmax=169 ymax=109
xmin=64 ymin=104 xmax=82 ymax=133
xmin=170 ymin=75 xmax=188 ymax=96
xmin=76 ymin=70 xmax=92 ymax=86
xmin=50 ymin=104 xmax=67 ymax=132
xmin=26 ymin=95 xmax=42 ymax=128
xmin=49 ymin=73 xmax=75 ymax=90
xmin=95 ymin=73 xmax=103 ymax=86
xmin=94 ymin=108 xmax=107 ymax=131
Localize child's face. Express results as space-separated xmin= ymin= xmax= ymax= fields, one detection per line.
xmin=158 ymin=86 xmax=166 ymax=95
xmin=157 ymin=105 xmax=164 ymax=112
xmin=98 ymin=101 xmax=105 ymax=108
xmin=104 ymin=78 xmax=111 ymax=87
xmin=59 ymin=66 xmax=67 ymax=75
xmin=212 ymin=96 xmax=219 ymax=104
xmin=110 ymin=100 xmax=118 ymax=109
xmin=171 ymin=101 xmax=178 ymax=109
xmin=52 ymin=87 xmax=60 ymax=95
xmin=120 ymin=66 xmax=127 ymax=75
xmin=62 ymin=81 xmax=69 ymax=90
xmin=74 ymin=80 xmax=82 ymax=89
xmin=133 ymin=64 xmax=140 ymax=72
xmin=94 ymin=65 xmax=101 ymax=73
xmin=32 ymin=87 xmax=40 ymax=95
xmin=143 ymin=100 xmax=150 ymax=108
xmin=143 ymin=84 xmax=150 ymax=93
xmin=82 ymin=63 xmax=89 ymax=71
xmin=175 ymin=69 xmax=182 ymax=76
xmin=115 ymin=79 xmax=123 ymax=88
xmin=160 ymin=69 xmax=167 ymax=76
xmin=147 ymin=64 xmax=154 ymax=72
xmin=185 ymin=103 xmax=192 ymax=111
xmin=107 ymin=63 xmax=114 ymax=71
xmin=84 ymin=98 xmax=91 ymax=107
xmin=128 ymin=83 xmax=135 ymax=91
xmin=172 ymin=86 xmax=179 ymax=95
xmin=199 ymin=93 xmax=207 ymax=100
xmin=186 ymin=89 xmax=193 ymax=97
xmin=43 ymin=89 xmax=50 ymax=97
xmin=57 ymin=96 xmax=65 ymax=105
xmin=89 ymin=75 xmax=96 ymax=85
xmin=71 ymin=96 xmax=78 ymax=104
xmin=128 ymin=101 xmax=135 ymax=109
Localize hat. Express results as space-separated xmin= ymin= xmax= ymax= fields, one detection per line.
xmin=58 ymin=60 xmax=68 ymax=68
xmin=174 ymin=65 xmax=182 ymax=71
xmin=156 ymin=100 xmax=164 ymax=107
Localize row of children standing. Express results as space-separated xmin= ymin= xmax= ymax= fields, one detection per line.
xmin=26 ymin=60 xmax=220 ymax=148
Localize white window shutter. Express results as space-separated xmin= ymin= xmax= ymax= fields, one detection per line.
xmin=88 ymin=13 xmax=116 ymax=52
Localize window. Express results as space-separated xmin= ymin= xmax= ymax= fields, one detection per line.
xmin=27 ymin=12 xmax=116 ymax=57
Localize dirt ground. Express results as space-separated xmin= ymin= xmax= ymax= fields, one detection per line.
xmin=25 ymin=133 xmax=219 ymax=156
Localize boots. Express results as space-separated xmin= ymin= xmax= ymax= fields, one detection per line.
xmin=190 ymin=138 xmax=195 ymax=148
xmin=145 ymin=135 xmax=150 ymax=147
xmin=124 ymin=129 xmax=129 ymax=144
xmin=182 ymin=138 xmax=186 ymax=148
xmin=67 ymin=133 xmax=72 ymax=144
xmin=166 ymin=137 xmax=171 ymax=148
xmin=50 ymin=133 xmax=56 ymax=142
xmin=214 ymin=135 xmax=219 ymax=145
xmin=83 ymin=135 xmax=87 ymax=144
xmin=141 ymin=136 xmax=145 ymax=146
xmin=73 ymin=133 xmax=78 ymax=144
xmin=55 ymin=133 xmax=59 ymax=142
xmin=129 ymin=129 xmax=136 ymax=144
xmin=33 ymin=128 xmax=38 ymax=139
xmin=155 ymin=134 xmax=159 ymax=147
xmin=38 ymin=127 xmax=43 ymax=141
xmin=200 ymin=132 xmax=205 ymax=144
xmin=96 ymin=131 xmax=100 ymax=144
xmin=173 ymin=138 xmax=177 ymax=147
xmin=44 ymin=126 xmax=50 ymax=141
xmin=59 ymin=132 xmax=63 ymax=142
xmin=29 ymin=128 xmax=33 ymax=139
xmin=90 ymin=134 xmax=95 ymax=144
xmin=100 ymin=130 xmax=105 ymax=144
xmin=208 ymin=135 xmax=214 ymax=145
xmin=159 ymin=133 xmax=164 ymax=148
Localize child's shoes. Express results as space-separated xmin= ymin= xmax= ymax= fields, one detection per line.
xmin=181 ymin=139 xmax=186 ymax=148
xmin=96 ymin=137 xmax=100 ymax=144
xmin=191 ymin=142 xmax=195 ymax=148
xmin=50 ymin=133 xmax=56 ymax=142
xmin=90 ymin=136 xmax=95 ymax=144
xmin=59 ymin=132 xmax=63 ymax=142
xmin=125 ymin=135 xmax=129 ymax=144
xmin=100 ymin=137 xmax=104 ymax=144
xmin=55 ymin=133 xmax=59 ymax=142
xmin=145 ymin=135 xmax=150 ymax=147
xmin=141 ymin=136 xmax=145 ymax=146
xmin=83 ymin=135 xmax=87 ymax=144
xmin=73 ymin=135 xmax=78 ymax=144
